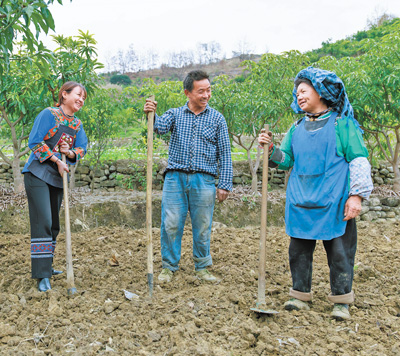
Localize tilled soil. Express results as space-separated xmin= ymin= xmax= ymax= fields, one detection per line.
xmin=0 ymin=221 xmax=399 ymax=355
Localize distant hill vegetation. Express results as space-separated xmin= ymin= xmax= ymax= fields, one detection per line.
xmin=102 ymin=54 xmax=262 ymax=85
xmin=307 ymin=17 xmax=400 ymax=61
xmin=102 ymin=16 xmax=399 ymax=85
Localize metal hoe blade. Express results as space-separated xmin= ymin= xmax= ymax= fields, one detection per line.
xmin=251 ymin=303 xmax=279 ymax=315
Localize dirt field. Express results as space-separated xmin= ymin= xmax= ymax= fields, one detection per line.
xmin=0 ymin=220 xmax=399 ymax=355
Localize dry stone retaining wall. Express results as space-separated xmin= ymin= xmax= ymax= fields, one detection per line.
xmin=1 ymin=159 xmax=399 ymax=222
xmin=1 ymin=159 xmax=397 ymax=189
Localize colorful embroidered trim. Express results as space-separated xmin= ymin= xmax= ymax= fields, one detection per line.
xmin=52 ymin=133 xmax=75 ymax=153
xmin=32 ymin=141 xmax=53 ymax=163
xmin=48 ymin=107 xmax=82 ymax=131
xmin=72 ymin=147 xmax=85 ymax=161
xmin=31 ymin=242 xmax=54 ymax=254
xmin=43 ymin=124 xmax=60 ymax=140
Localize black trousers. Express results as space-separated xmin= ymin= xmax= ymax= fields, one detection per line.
xmin=24 ymin=173 xmax=63 ymax=279
xmin=289 ymin=219 xmax=357 ymax=296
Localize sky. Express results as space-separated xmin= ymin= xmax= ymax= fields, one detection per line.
xmin=42 ymin=0 xmax=399 ymax=70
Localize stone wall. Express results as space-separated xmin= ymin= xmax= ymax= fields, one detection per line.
xmin=1 ymin=159 xmax=397 ymax=190
xmin=1 ymin=159 xmax=399 ymax=223
xmin=360 ymin=195 xmax=400 ymax=223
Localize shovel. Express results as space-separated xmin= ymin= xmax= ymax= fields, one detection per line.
xmin=250 ymin=124 xmax=278 ymax=315
xmin=62 ymin=153 xmax=77 ymax=296
xmin=146 ymin=95 xmax=155 ymax=298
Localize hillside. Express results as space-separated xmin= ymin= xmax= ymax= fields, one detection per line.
xmin=306 ymin=17 xmax=400 ymax=61
xmin=102 ymin=55 xmax=262 ymax=85
xmin=103 ymin=16 xmax=399 ymax=84
xmin=130 ymin=54 xmax=262 ymax=83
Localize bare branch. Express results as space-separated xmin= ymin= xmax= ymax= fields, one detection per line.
xmin=0 ymin=106 xmax=12 ymax=126
xmin=0 ymin=150 xmax=11 ymax=165
xmin=17 ymin=146 xmax=31 ymax=159
xmin=14 ymin=113 xmax=25 ymax=126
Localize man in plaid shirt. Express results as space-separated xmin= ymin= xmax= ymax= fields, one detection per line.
xmin=144 ymin=70 xmax=233 ymax=283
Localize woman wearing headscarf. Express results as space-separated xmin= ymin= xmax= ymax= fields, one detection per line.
xmin=23 ymin=81 xmax=88 ymax=292
xmin=258 ymin=67 xmax=373 ymax=320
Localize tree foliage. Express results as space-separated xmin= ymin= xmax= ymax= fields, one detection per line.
xmin=307 ymin=17 xmax=400 ymax=62
xmin=0 ymin=31 xmax=102 ymax=192
xmin=79 ymin=88 xmax=124 ymax=165
xmin=110 ymin=74 xmax=132 ymax=86
xmin=0 ymin=0 xmax=64 ymax=73
xmin=120 ymin=79 xmax=185 ymax=149
xmin=44 ymin=30 xmax=103 ymax=103
xmin=211 ymin=51 xmax=309 ymax=191
xmin=312 ymin=22 xmax=400 ymax=191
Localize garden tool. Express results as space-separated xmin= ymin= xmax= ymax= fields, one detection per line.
xmin=62 ymin=153 xmax=77 ymax=296
xmin=251 ymin=124 xmax=278 ymax=315
xmin=146 ymin=95 xmax=155 ymax=298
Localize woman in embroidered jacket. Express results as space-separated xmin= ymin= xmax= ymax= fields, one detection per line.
xmin=258 ymin=67 xmax=373 ymax=320
xmin=23 ymin=82 xmax=88 ymax=292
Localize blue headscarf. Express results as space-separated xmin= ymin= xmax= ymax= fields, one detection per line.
xmin=291 ymin=66 xmax=362 ymax=132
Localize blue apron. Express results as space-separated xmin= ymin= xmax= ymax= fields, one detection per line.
xmin=285 ymin=112 xmax=349 ymax=240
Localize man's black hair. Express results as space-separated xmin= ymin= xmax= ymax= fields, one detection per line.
xmin=183 ymin=70 xmax=210 ymax=92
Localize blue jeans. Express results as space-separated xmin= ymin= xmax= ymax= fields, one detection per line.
xmin=161 ymin=171 xmax=216 ymax=272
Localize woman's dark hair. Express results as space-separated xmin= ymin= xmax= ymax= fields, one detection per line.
xmin=183 ymin=70 xmax=210 ymax=92
xmin=57 ymin=81 xmax=87 ymax=106
xmin=294 ymin=77 xmax=332 ymax=107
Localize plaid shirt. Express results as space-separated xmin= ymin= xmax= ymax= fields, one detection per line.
xmin=154 ymin=102 xmax=233 ymax=191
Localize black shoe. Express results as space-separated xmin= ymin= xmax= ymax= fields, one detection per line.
xmin=52 ymin=269 xmax=63 ymax=275
xmin=37 ymin=278 xmax=51 ymax=292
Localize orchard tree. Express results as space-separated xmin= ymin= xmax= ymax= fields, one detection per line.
xmin=0 ymin=54 xmax=44 ymax=191
xmin=79 ymin=87 xmax=123 ymax=165
xmin=212 ymin=51 xmax=309 ymax=192
xmin=45 ymin=30 xmax=103 ymax=103
xmin=317 ymin=29 xmax=400 ymax=191
xmin=0 ymin=32 xmax=102 ymax=192
xmin=0 ymin=0 xmax=64 ymax=73
xmin=78 ymin=88 xmax=124 ymax=191
xmin=121 ymin=78 xmax=185 ymax=149
xmin=347 ymin=37 xmax=400 ymax=191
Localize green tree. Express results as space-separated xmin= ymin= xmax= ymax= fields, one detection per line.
xmin=0 ymin=53 xmax=43 ymax=191
xmin=44 ymin=30 xmax=103 ymax=104
xmin=317 ymin=30 xmax=400 ymax=191
xmin=212 ymin=51 xmax=309 ymax=192
xmin=121 ymin=78 xmax=185 ymax=148
xmin=0 ymin=0 xmax=64 ymax=73
xmin=0 ymin=32 xmax=102 ymax=192
xmin=307 ymin=17 xmax=399 ymax=62
xmin=347 ymin=38 xmax=400 ymax=191
xmin=110 ymin=74 xmax=132 ymax=86
xmin=80 ymin=88 xmax=123 ymax=165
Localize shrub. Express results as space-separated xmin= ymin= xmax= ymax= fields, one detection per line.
xmin=110 ymin=74 xmax=132 ymax=86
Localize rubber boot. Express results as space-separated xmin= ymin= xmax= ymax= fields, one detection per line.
xmin=37 ymin=278 xmax=51 ymax=292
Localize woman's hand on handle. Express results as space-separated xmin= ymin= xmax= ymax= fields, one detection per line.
xmin=258 ymin=129 xmax=273 ymax=148
xmin=59 ymin=140 xmax=71 ymax=155
xmin=56 ymin=159 xmax=69 ymax=177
